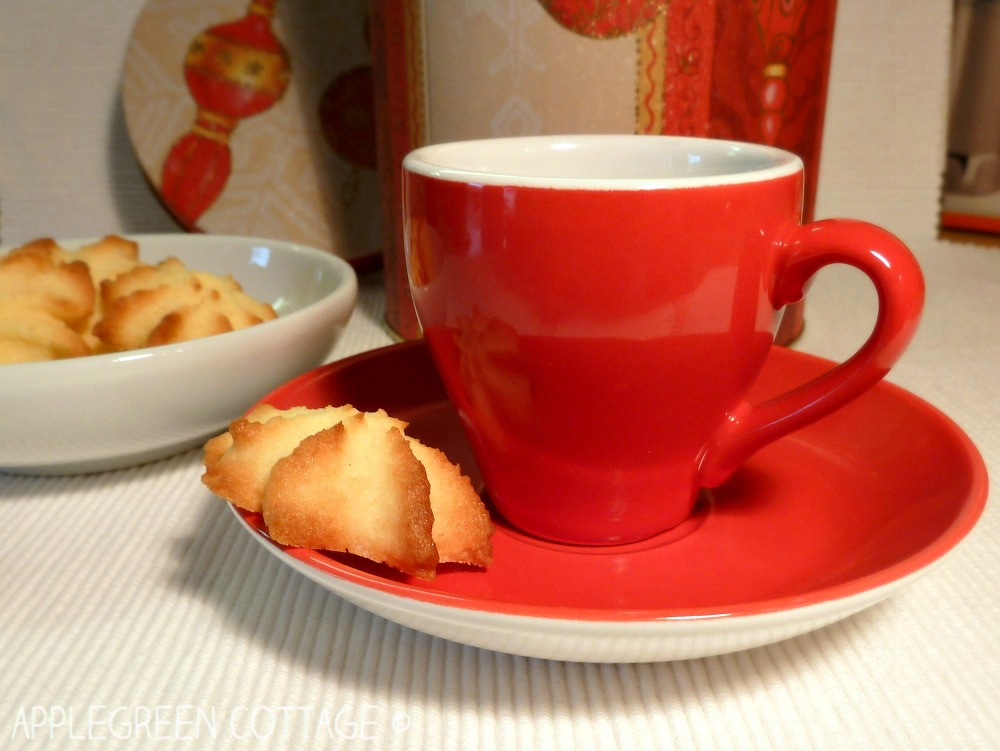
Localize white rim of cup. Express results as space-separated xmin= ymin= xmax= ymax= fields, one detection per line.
xmin=403 ymin=134 xmax=803 ymax=190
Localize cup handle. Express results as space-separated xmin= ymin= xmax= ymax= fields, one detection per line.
xmin=698 ymin=219 xmax=925 ymax=487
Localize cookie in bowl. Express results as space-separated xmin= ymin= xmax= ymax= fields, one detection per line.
xmin=0 ymin=234 xmax=357 ymax=475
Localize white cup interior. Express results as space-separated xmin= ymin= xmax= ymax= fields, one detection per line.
xmin=404 ymin=135 xmax=802 ymax=189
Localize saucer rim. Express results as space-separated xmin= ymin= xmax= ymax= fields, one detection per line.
xmin=230 ymin=341 xmax=989 ymax=625
xmin=229 ymin=503 xmax=964 ymax=662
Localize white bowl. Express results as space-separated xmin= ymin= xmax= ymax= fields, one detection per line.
xmin=0 ymin=234 xmax=358 ymax=474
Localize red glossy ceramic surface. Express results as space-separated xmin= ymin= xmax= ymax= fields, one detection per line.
xmin=239 ymin=341 xmax=987 ymax=623
xmin=403 ymin=136 xmax=924 ymax=544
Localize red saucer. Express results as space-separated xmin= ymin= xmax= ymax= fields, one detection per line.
xmin=231 ymin=341 xmax=988 ymax=661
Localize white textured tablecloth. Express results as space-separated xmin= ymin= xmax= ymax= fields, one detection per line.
xmin=2 ymin=246 xmax=998 ymax=750
xmin=1 ymin=1 xmax=998 ymax=748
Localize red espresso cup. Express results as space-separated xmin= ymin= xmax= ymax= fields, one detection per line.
xmin=403 ymin=135 xmax=924 ymax=545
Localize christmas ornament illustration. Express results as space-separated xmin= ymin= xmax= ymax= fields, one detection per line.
xmin=537 ymin=0 xmax=669 ymax=38
xmin=318 ymin=65 xmax=378 ymax=172
xmin=160 ymin=0 xmax=291 ymax=226
xmin=753 ymin=0 xmax=810 ymax=146
xmin=318 ymin=63 xmax=378 ymax=209
xmin=538 ymin=0 xmax=828 ymax=219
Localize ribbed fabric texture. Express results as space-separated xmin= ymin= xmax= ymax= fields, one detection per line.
xmin=3 ymin=253 xmax=998 ymax=750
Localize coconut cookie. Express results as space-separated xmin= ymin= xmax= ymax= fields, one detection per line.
xmin=202 ymin=405 xmax=494 ymax=580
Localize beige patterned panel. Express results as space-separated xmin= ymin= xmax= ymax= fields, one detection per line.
xmin=422 ymin=0 xmax=637 ymax=142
